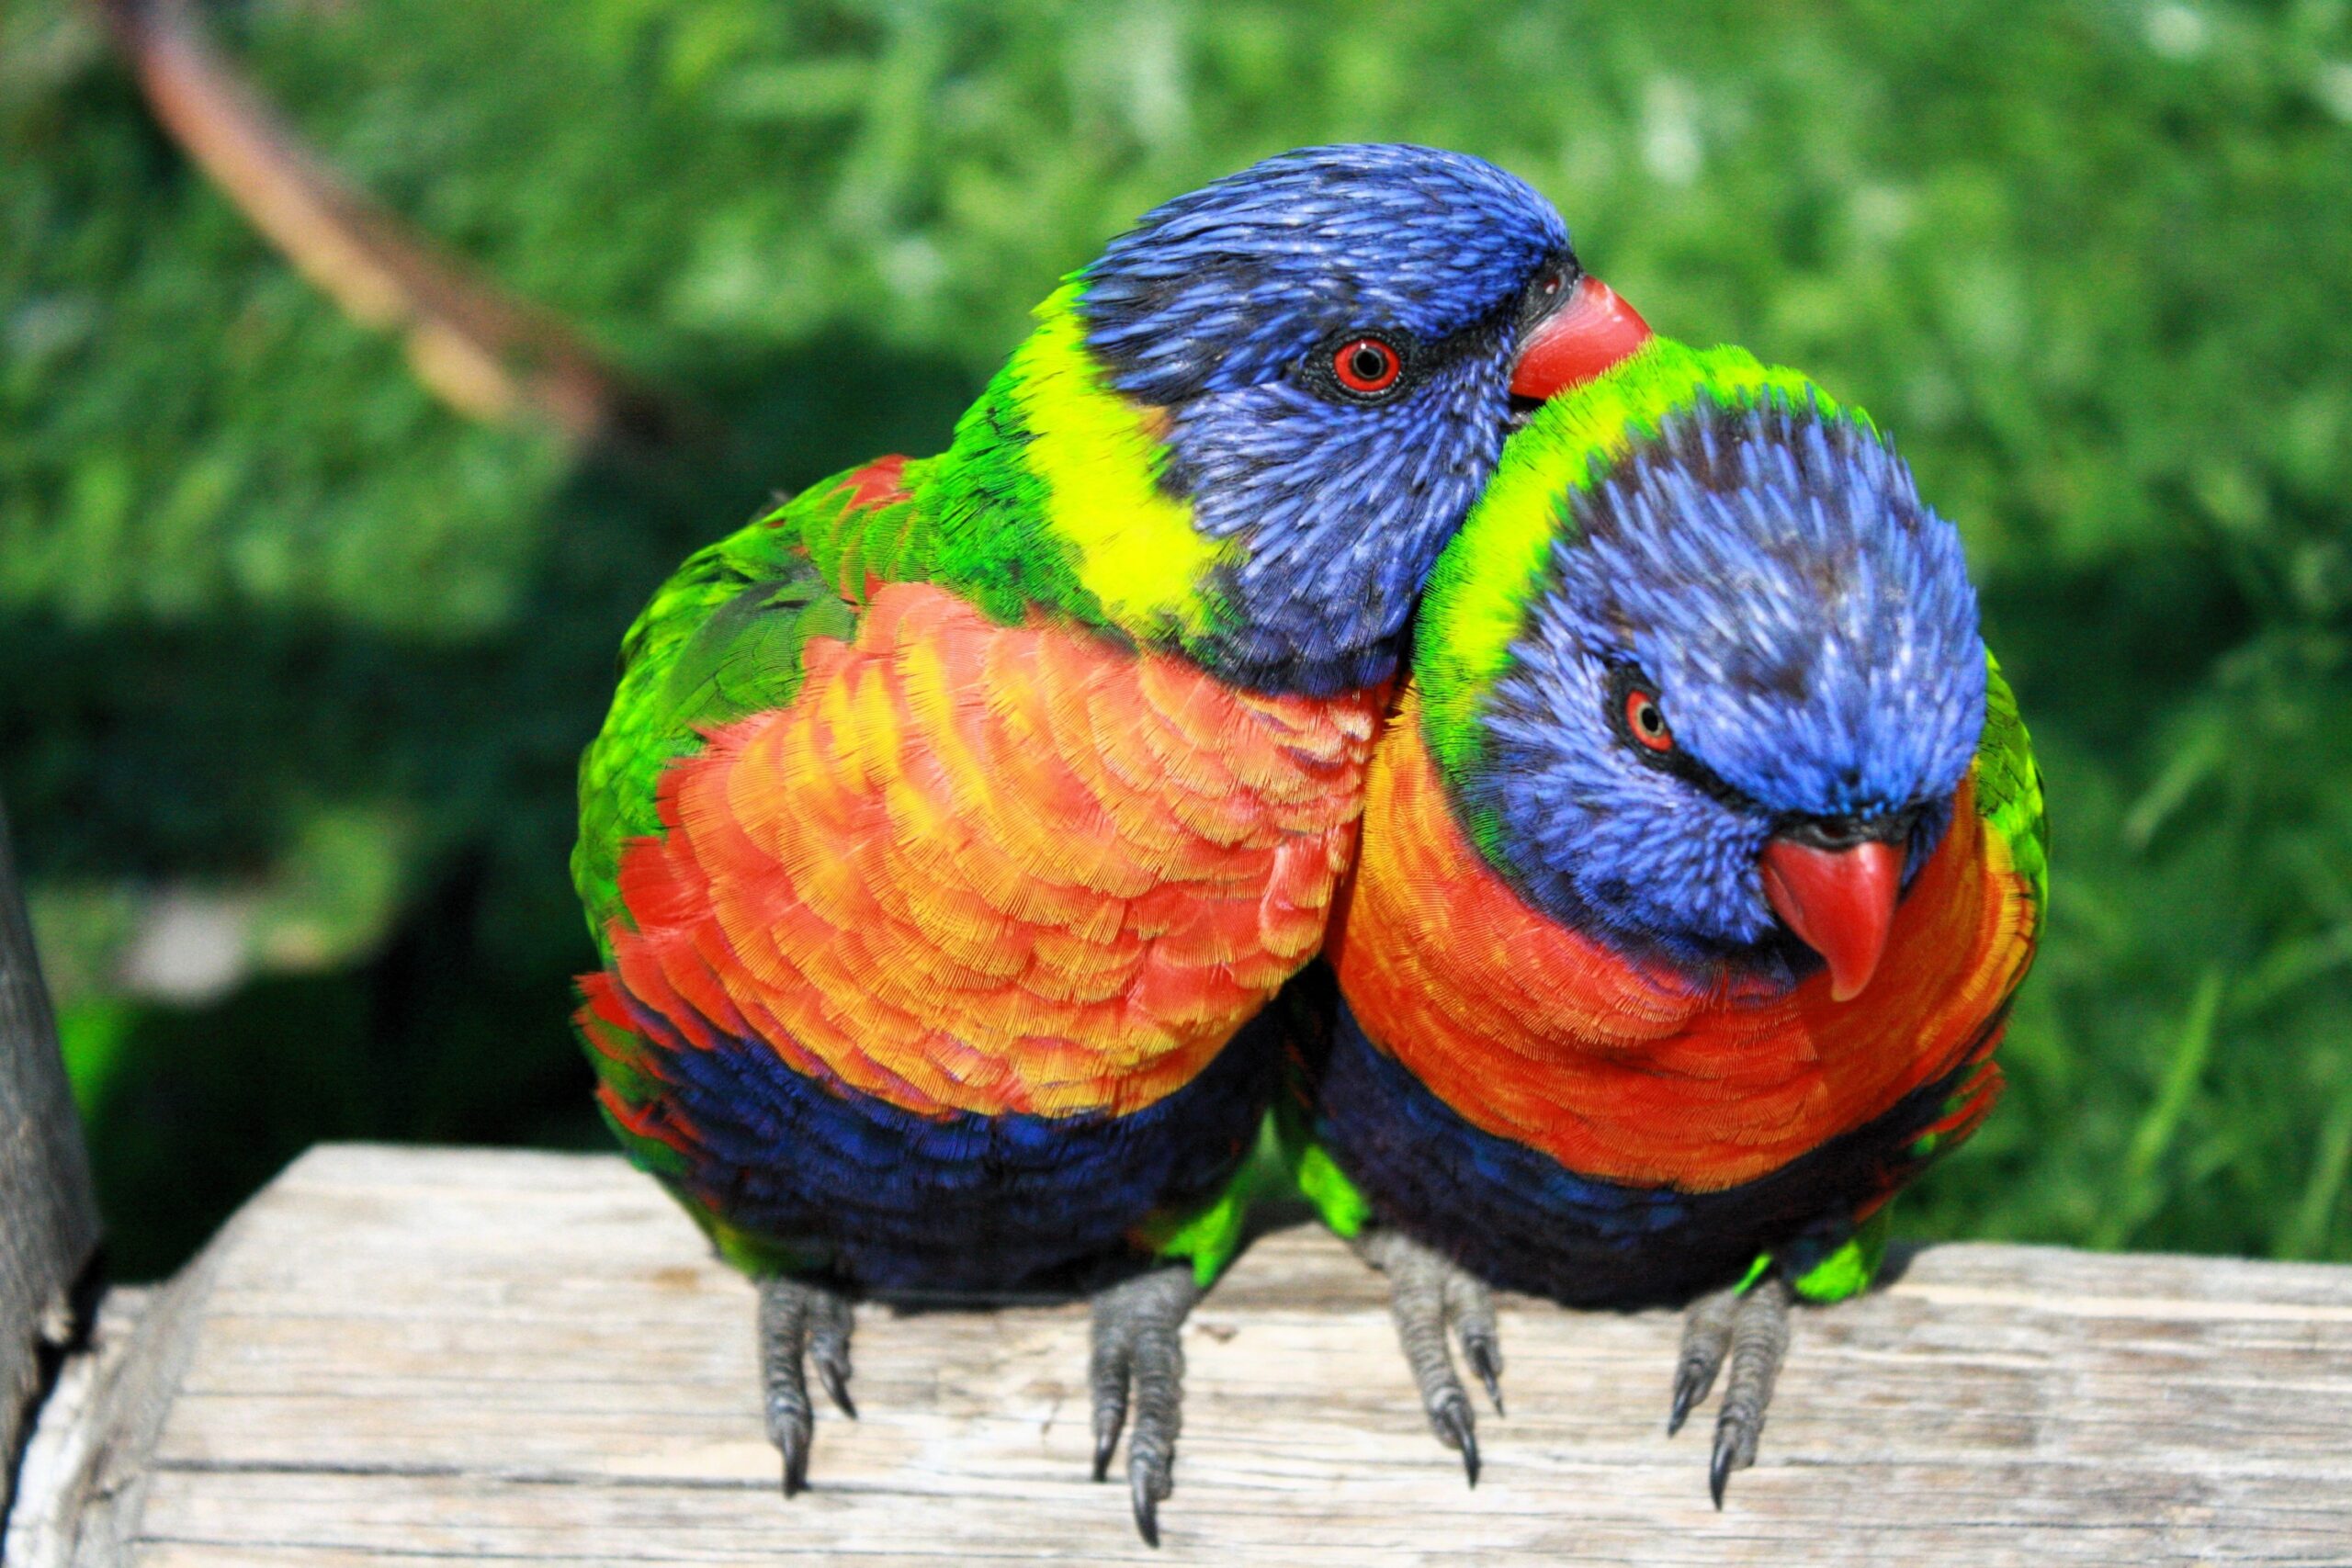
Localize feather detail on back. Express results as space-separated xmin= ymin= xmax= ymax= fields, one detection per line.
xmin=600 ymin=581 xmax=1377 ymax=1122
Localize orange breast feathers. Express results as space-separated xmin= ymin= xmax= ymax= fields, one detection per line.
xmin=606 ymin=581 xmax=1381 ymax=1122
xmin=1327 ymin=689 xmax=2041 ymax=1192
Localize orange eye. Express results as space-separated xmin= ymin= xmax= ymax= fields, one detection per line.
xmin=1332 ymin=336 xmax=1402 ymax=395
xmin=1625 ymin=689 xmax=1674 ymax=752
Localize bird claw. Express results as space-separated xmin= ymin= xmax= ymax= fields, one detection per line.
xmin=1089 ymin=1267 xmax=1201 ymax=1546
xmin=1667 ymin=1361 xmax=1707 ymax=1438
xmin=1668 ymin=1285 xmax=1737 ymax=1437
xmin=1431 ymin=1394 xmax=1481 ymax=1487
xmin=758 ymin=1277 xmax=855 ymax=1497
xmin=1668 ymin=1276 xmax=1790 ymax=1507
xmin=1464 ymin=1332 xmax=1506 ymax=1416
xmin=1354 ymin=1228 xmax=1505 ymax=1484
xmin=774 ymin=1411 xmax=811 ymax=1498
xmin=1091 ymin=1411 xmax=1122 ymax=1484
xmin=1130 ymin=1459 xmax=1168 ymax=1548
xmin=1709 ymin=1408 xmax=1753 ymax=1509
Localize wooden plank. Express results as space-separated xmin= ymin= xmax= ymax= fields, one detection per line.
xmin=17 ymin=1144 xmax=2352 ymax=1566
xmin=0 ymin=794 xmax=102 ymax=1524
xmin=4 ymin=1288 xmax=153 ymax=1568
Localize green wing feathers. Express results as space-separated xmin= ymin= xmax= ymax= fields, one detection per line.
xmin=570 ymin=460 xmax=930 ymax=948
xmin=1974 ymin=649 xmax=2050 ymax=912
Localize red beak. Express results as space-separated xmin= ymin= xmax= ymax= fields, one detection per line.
xmin=1510 ymin=276 xmax=1653 ymax=400
xmin=1759 ymin=838 xmax=1903 ymax=1002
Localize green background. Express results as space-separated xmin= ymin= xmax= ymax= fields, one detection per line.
xmin=6 ymin=0 xmax=2349 ymax=1280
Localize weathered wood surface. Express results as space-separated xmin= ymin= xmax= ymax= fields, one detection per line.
xmin=0 ymin=795 xmax=102 ymax=1525
xmin=12 ymin=1144 xmax=2352 ymax=1566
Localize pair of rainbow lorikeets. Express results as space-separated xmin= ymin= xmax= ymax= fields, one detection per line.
xmin=572 ymin=144 xmax=2046 ymax=1542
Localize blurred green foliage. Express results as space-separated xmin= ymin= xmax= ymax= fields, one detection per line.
xmin=4 ymin=0 xmax=2348 ymax=1279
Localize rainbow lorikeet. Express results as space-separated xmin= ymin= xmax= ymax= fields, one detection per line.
xmin=1287 ymin=340 xmax=2047 ymax=1501
xmin=570 ymin=143 xmax=1650 ymax=1540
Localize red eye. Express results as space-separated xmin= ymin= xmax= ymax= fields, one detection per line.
xmin=1625 ymin=689 xmax=1674 ymax=752
xmin=1332 ymin=336 xmax=1402 ymax=396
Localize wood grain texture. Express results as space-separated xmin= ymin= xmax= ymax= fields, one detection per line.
xmin=0 ymin=794 xmax=101 ymax=1523
xmin=15 ymin=1143 xmax=2352 ymax=1566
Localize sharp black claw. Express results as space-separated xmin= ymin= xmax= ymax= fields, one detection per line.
xmin=817 ymin=1363 xmax=857 ymax=1420
xmin=1709 ymin=1424 xmax=1737 ymax=1509
xmin=1092 ymin=1423 xmax=1119 ymax=1483
xmin=1131 ymin=1472 xmax=1162 ymax=1548
xmin=1668 ymin=1367 xmax=1702 ymax=1437
xmin=1433 ymin=1400 xmax=1480 ymax=1488
xmin=1466 ymin=1339 xmax=1505 ymax=1416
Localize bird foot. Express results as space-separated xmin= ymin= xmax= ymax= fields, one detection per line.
xmin=1089 ymin=1265 xmax=1202 ymax=1548
xmin=1666 ymin=1273 xmax=1790 ymax=1507
xmin=757 ymin=1276 xmax=857 ymax=1497
xmin=1352 ymin=1228 xmax=1504 ymax=1488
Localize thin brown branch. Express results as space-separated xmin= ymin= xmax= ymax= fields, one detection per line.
xmin=88 ymin=0 xmax=684 ymax=452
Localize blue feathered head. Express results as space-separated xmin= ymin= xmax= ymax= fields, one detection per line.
xmin=1070 ymin=144 xmax=1646 ymax=694
xmin=1419 ymin=342 xmax=1986 ymax=989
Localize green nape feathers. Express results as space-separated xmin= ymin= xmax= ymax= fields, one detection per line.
xmin=913 ymin=283 xmax=1237 ymax=646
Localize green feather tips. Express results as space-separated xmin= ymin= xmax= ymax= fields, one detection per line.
xmin=1734 ymin=1208 xmax=1894 ymax=1306
xmin=914 ymin=320 xmax=1101 ymax=630
xmin=679 ymin=1192 xmax=830 ymax=1279
xmin=569 ymin=484 xmax=868 ymax=950
xmin=1271 ymin=1094 xmax=1373 ymax=1239
xmin=1789 ymin=1209 xmax=1894 ymax=1303
xmin=792 ymin=461 xmax=934 ymax=602
xmin=1134 ymin=1119 xmax=1293 ymax=1287
xmin=1977 ymin=649 xmax=2051 ymax=910
xmin=1287 ymin=1140 xmax=1373 ymax=1239
xmin=1415 ymin=338 xmax=1870 ymax=787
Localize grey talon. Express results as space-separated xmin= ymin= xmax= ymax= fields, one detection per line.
xmin=759 ymin=1276 xmax=850 ymax=1497
xmin=1356 ymin=1228 xmax=1501 ymax=1478
xmin=1702 ymin=1275 xmax=1791 ymax=1506
xmin=1670 ymin=1283 xmax=1738 ymax=1435
xmin=808 ymin=1293 xmax=857 ymax=1418
xmin=1091 ymin=1418 xmax=1120 ymax=1483
xmin=1089 ymin=1267 xmax=1200 ymax=1540
xmin=1131 ymin=1468 xmax=1162 ymax=1548
xmin=1441 ymin=1263 xmax=1505 ymax=1416
xmin=1709 ymin=1421 xmax=1738 ymax=1509
xmin=1465 ymin=1337 xmax=1505 ymax=1416
xmin=775 ymin=1399 xmax=811 ymax=1498
xmin=1089 ymin=1328 xmax=1128 ymax=1484
xmin=1434 ymin=1398 xmax=1481 ymax=1487
xmin=1667 ymin=1364 xmax=1704 ymax=1437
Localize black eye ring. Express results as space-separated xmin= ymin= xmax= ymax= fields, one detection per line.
xmin=1305 ymin=329 xmax=1419 ymax=404
xmin=1601 ymin=664 xmax=1762 ymax=812
xmin=1606 ymin=665 xmax=1679 ymax=762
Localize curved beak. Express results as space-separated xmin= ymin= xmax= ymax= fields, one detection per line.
xmin=1510 ymin=276 xmax=1653 ymax=400
xmin=1759 ymin=837 xmax=1902 ymax=1002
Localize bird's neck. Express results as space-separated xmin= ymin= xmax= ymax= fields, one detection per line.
xmin=912 ymin=286 xmax=1227 ymax=653
xmin=911 ymin=288 xmax=1414 ymax=699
